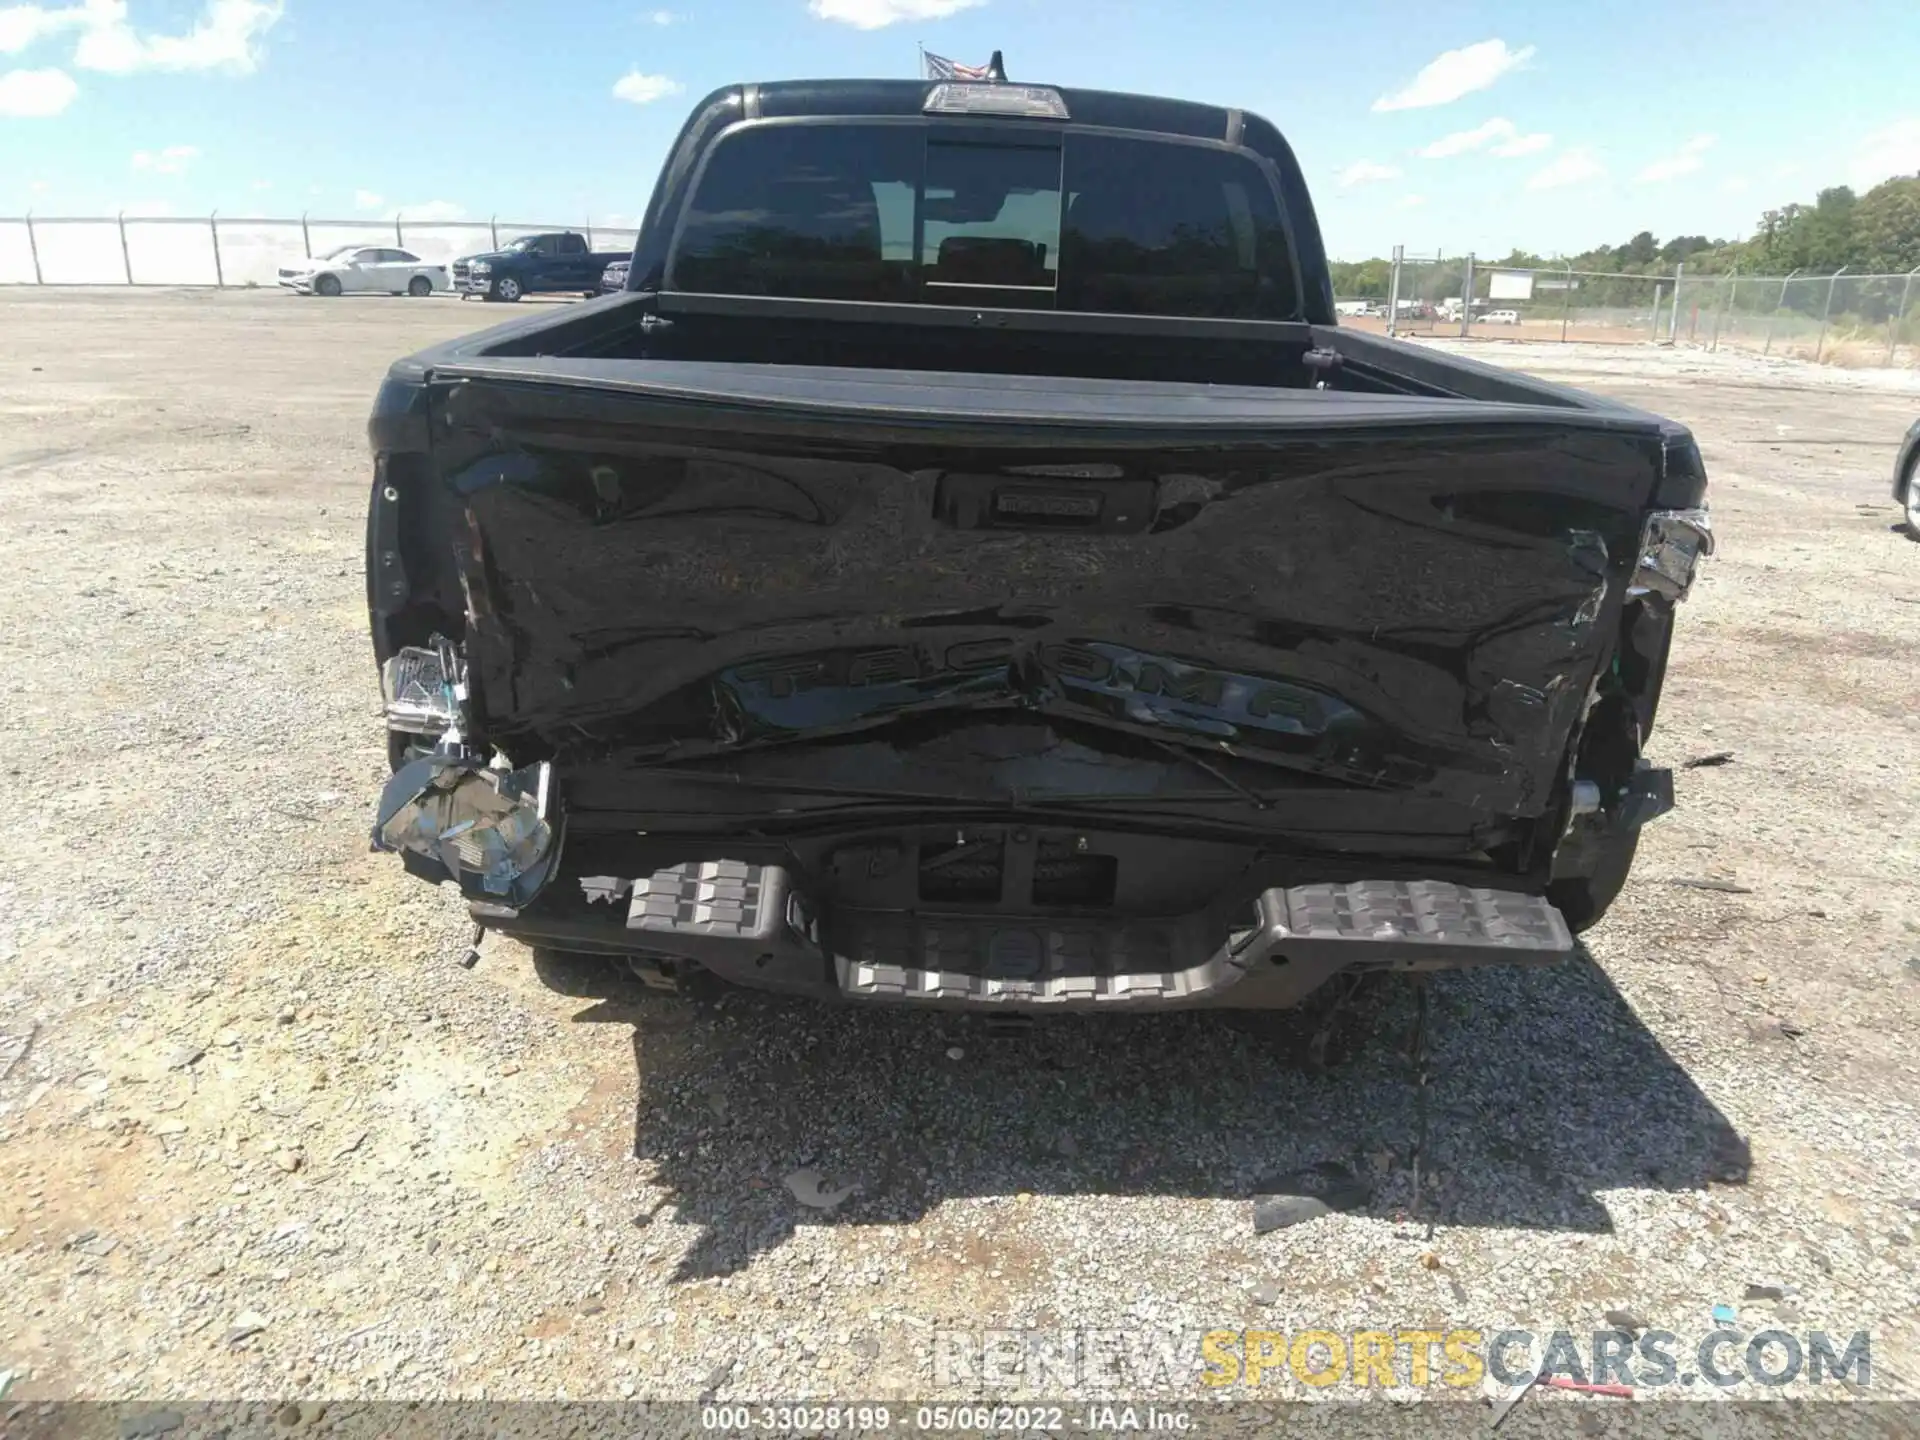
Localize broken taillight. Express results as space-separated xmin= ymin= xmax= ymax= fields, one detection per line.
xmin=1628 ymin=509 xmax=1713 ymax=607
xmin=380 ymin=644 xmax=462 ymax=736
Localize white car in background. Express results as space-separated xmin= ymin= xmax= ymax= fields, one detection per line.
xmin=277 ymin=245 xmax=448 ymax=297
xmin=1481 ymin=309 xmax=1522 ymax=325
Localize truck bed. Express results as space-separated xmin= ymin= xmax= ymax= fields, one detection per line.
xmin=396 ymin=289 xmax=1684 ymax=418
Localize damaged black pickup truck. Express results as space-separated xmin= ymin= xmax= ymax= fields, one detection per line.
xmin=364 ymin=76 xmax=1712 ymax=1010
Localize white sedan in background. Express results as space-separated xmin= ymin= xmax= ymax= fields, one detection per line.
xmin=277 ymin=245 xmax=448 ymax=297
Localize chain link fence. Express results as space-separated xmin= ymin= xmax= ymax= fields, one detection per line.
xmin=1669 ymin=268 xmax=1920 ymax=367
xmin=7 ymin=216 xmax=1920 ymax=369
xmin=1367 ymin=250 xmax=1920 ymax=368
xmin=1375 ymin=253 xmax=1681 ymax=346
xmin=0 ymin=214 xmax=642 ymax=289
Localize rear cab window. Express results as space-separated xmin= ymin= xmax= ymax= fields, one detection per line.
xmin=669 ymin=119 xmax=1300 ymax=319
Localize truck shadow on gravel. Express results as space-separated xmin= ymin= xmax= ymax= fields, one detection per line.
xmin=536 ymin=946 xmax=1750 ymax=1282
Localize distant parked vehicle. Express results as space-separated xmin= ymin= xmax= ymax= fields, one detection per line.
xmin=450 ymin=231 xmax=629 ymax=302
xmin=1482 ymin=309 xmax=1521 ymax=325
xmin=278 ymin=245 xmax=447 ymax=297
xmin=601 ymin=259 xmax=630 ymax=295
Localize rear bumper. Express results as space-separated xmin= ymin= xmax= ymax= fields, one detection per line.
xmin=477 ymin=864 xmax=1573 ymax=1012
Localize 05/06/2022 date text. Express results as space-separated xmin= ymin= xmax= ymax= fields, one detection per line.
xmin=701 ymin=1404 xmax=1195 ymax=1432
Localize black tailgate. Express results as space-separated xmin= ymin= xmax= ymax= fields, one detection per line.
xmin=422 ymin=360 xmax=1665 ymax=819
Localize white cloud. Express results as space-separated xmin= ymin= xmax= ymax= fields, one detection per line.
xmin=1337 ymin=159 xmax=1402 ymax=189
xmin=1417 ymin=116 xmax=1551 ymax=159
xmin=131 ymin=142 xmax=199 ymax=174
xmin=75 ymin=0 xmax=282 ymax=75
xmin=1493 ymin=129 xmax=1552 ymax=158
xmin=354 ymin=188 xmax=384 ymax=210
xmin=250 ymin=177 xmax=271 ymax=191
xmin=648 ymin=8 xmax=676 ymax=22
xmin=612 ymin=68 xmax=681 ymax=104
xmin=1527 ymin=148 xmax=1605 ymax=191
xmin=1636 ymin=133 xmax=1716 ymax=183
xmin=806 ymin=0 xmax=984 ymax=29
xmin=1373 ymin=39 xmax=1534 ymax=113
xmin=0 ymin=3 xmax=87 ymax=53
xmin=1848 ymin=118 xmax=1920 ymax=191
xmin=2 ymin=0 xmax=281 ymax=82
xmin=0 ymin=63 xmax=74 ymax=113
xmin=1419 ymin=117 xmax=1507 ymax=157
xmin=1398 ymin=194 xmax=1427 ymax=209
xmin=1721 ymin=176 xmax=1749 ymax=194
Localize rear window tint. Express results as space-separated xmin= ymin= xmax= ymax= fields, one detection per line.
xmin=1060 ymin=134 xmax=1295 ymax=319
xmin=922 ymin=140 xmax=1062 ymax=293
xmin=670 ymin=121 xmax=1298 ymax=319
xmin=672 ymin=124 xmax=921 ymax=302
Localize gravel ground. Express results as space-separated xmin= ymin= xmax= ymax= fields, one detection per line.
xmin=1 ymin=289 xmax=1917 ymax=1425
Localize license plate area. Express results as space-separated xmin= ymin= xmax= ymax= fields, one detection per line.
xmin=934 ymin=472 xmax=1156 ymax=532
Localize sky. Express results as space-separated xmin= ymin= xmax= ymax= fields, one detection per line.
xmin=4 ymin=0 xmax=1920 ymax=262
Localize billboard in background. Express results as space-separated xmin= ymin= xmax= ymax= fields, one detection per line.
xmin=1489 ymin=270 xmax=1535 ymax=301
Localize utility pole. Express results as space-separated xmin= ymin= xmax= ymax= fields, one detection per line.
xmin=1386 ymin=244 xmax=1403 ymax=338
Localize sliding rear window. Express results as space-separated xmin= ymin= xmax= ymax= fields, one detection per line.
xmin=669 ymin=121 xmax=1300 ymax=319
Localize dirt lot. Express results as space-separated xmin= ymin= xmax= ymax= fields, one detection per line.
xmin=1 ymin=289 xmax=1917 ymax=1420
xmin=1343 ymin=313 xmax=1920 ymax=369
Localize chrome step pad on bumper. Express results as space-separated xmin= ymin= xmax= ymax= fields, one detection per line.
xmin=616 ymin=864 xmax=1573 ymax=1010
xmin=628 ymin=858 xmax=777 ymax=939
